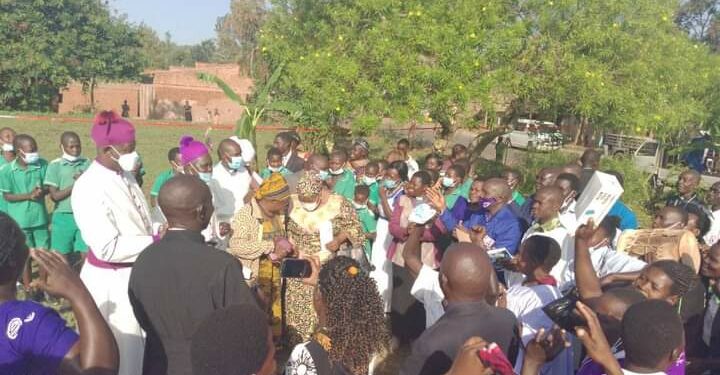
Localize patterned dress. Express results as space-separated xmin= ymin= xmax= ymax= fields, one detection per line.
xmin=284 ymin=194 xmax=365 ymax=346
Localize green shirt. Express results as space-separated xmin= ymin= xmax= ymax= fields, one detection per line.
xmin=151 ymin=169 xmax=175 ymax=197
xmin=0 ymin=158 xmax=9 ymax=213
xmin=356 ymin=207 xmax=377 ymax=259
xmin=368 ymin=182 xmax=380 ymax=206
xmin=512 ymin=190 xmax=526 ymax=206
xmin=259 ymin=167 xmax=291 ymax=180
xmin=0 ymin=159 xmax=49 ymax=228
xmin=44 ymin=157 xmax=91 ymax=213
xmin=332 ymin=169 xmax=356 ymax=201
xmin=445 ymin=179 xmax=472 ymax=210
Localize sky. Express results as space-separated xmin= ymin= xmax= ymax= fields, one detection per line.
xmin=110 ymin=0 xmax=231 ymax=45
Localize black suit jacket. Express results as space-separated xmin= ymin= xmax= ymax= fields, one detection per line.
xmin=401 ymin=301 xmax=520 ymax=375
xmin=285 ymin=152 xmax=306 ymax=173
xmin=128 ymin=230 xmax=256 ymax=375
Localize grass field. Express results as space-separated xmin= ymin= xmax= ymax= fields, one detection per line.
xmin=0 ymin=116 xmax=277 ymax=197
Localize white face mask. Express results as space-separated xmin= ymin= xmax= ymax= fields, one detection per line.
xmin=61 ymin=146 xmax=79 ymax=162
xmin=268 ymin=165 xmax=282 ymax=173
xmin=21 ymin=151 xmax=40 ymax=165
xmin=2 ymin=143 xmax=13 ymax=152
xmin=111 ymin=146 xmax=139 ymax=172
xmin=362 ymin=176 xmax=377 ymax=186
xmin=301 ymin=201 xmax=320 ymax=212
xmin=330 ymin=168 xmax=344 ymax=176
xmin=352 ymin=201 xmax=368 ymax=210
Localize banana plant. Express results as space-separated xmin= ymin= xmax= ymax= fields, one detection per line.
xmin=197 ymin=63 xmax=302 ymax=149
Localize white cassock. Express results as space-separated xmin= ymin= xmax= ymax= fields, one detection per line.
xmin=211 ymin=162 xmax=251 ymax=223
xmin=370 ymin=188 xmax=403 ymax=313
xmin=72 ymin=161 xmax=155 ymax=375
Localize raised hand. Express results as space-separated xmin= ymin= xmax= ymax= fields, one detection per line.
xmin=31 ymin=250 xmax=85 ymax=300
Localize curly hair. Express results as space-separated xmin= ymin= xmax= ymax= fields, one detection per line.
xmin=318 ymin=256 xmax=389 ymax=374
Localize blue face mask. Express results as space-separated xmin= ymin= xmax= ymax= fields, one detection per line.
xmin=384 ymin=179 xmax=398 ymax=189
xmin=318 ymin=170 xmax=330 ymax=181
xmin=22 ymin=152 xmax=40 ymax=165
xmin=228 ymin=156 xmax=245 ymax=171
xmin=197 ymin=172 xmax=212 ymax=183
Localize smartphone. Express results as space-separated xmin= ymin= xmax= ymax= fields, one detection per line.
xmin=542 ymin=296 xmax=587 ymax=332
xmin=487 ymin=248 xmax=513 ymax=263
xmin=280 ymin=259 xmax=312 ymax=278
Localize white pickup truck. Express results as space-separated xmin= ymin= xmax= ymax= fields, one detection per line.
xmin=602 ymin=133 xmax=720 ymax=187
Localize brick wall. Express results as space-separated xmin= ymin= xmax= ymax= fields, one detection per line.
xmin=57 ymin=63 xmax=253 ymax=124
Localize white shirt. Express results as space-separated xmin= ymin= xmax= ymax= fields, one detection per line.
xmin=561 ymin=245 xmax=647 ymax=290
xmin=507 ymin=223 xmax=573 ymax=290
xmin=410 ymin=265 xmax=445 ymax=328
xmin=282 ymin=151 xmax=293 ymax=167
xmin=211 ymin=162 xmax=251 ymax=222
xmin=72 ymin=161 xmax=154 ymax=262
xmin=507 ymin=284 xmax=573 ymax=375
xmin=558 ymin=200 xmax=577 ymax=233
xmin=705 ymin=209 xmax=720 ymax=246
xmin=406 ymin=157 xmax=420 ymax=178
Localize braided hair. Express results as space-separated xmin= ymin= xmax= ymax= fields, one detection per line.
xmin=649 ymin=260 xmax=698 ymax=298
xmin=318 ymin=256 xmax=389 ymax=375
xmin=0 ymin=213 xmax=28 ymax=283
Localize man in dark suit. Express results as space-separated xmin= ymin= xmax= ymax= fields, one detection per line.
xmin=400 ymin=242 xmax=520 ymax=375
xmin=578 ymin=148 xmax=601 ymax=194
xmin=274 ymin=131 xmax=305 ymax=173
xmin=129 ymin=175 xmax=258 ymax=375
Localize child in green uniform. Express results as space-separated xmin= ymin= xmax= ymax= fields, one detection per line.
xmin=0 ymin=134 xmax=49 ymax=291
xmin=329 ymin=149 xmax=355 ymax=201
xmin=150 ymin=147 xmax=182 ymax=207
xmin=353 ymin=185 xmax=377 ymax=260
xmin=359 ymin=161 xmax=381 ymax=207
xmin=442 ymin=164 xmax=470 ymax=209
xmin=259 ymin=147 xmax=291 ymax=179
xmin=0 ymin=127 xmax=17 ymax=214
xmin=45 ymin=132 xmax=91 ymax=260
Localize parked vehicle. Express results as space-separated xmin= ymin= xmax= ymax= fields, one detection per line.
xmin=504 ymin=119 xmax=562 ymax=151
xmin=601 ymin=134 xmax=660 ymax=170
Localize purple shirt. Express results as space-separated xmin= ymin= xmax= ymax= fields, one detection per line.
xmin=0 ymin=300 xmax=78 ymax=374
xmin=576 ymin=346 xmax=685 ymax=375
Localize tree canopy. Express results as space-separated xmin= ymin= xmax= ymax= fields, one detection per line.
xmin=0 ymin=0 xmax=145 ymax=111
xmin=259 ymin=0 xmax=720 ymax=138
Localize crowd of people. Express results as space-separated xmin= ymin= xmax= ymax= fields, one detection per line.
xmin=0 ymin=110 xmax=719 ymax=375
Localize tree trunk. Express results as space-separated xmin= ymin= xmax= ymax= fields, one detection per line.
xmin=574 ymin=116 xmax=586 ymax=146
xmin=90 ymin=77 xmax=96 ymax=112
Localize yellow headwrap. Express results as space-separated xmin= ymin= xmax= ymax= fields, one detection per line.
xmin=256 ymin=173 xmax=290 ymax=200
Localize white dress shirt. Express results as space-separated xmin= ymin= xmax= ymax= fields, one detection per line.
xmin=705 ymin=209 xmax=720 ymax=246
xmin=410 ymin=265 xmax=445 ymax=328
xmin=211 ymin=162 xmax=251 ymax=222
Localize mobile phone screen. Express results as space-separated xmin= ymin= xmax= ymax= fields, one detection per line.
xmin=280 ymin=259 xmax=312 ymax=278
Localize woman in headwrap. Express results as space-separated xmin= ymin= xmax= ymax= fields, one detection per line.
xmin=284 ymin=172 xmax=365 ymax=346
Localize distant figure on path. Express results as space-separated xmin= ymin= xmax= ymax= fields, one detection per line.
xmin=121 ymin=100 xmax=130 ymax=118
xmin=213 ymin=109 xmax=220 ymax=126
xmin=184 ymin=101 xmax=193 ymax=122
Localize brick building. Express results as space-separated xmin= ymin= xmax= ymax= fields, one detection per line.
xmin=57 ymin=63 xmax=253 ymax=124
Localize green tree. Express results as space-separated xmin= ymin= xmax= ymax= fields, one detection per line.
xmin=512 ymin=0 xmax=714 ymax=140
xmin=215 ymin=0 xmax=268 ymax=72
xmin=261 ymin=0 xmax=525 ymax=137
xmin=0 ymin=0 xmax=144 ymax=111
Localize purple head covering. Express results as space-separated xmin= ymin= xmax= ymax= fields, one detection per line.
xmin=91 ymin=111 xmax=136 ymax=147
xmin=179 ymin=136 xmax=209 ymax=166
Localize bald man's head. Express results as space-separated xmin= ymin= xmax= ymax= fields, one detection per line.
xmin=561 ymin=163 xmax=582 ymax=178
xmin=483 ymin=178 xmax=512 ymax=202
xmin=677 ymin=170 xmax=701 ymax=197
xmin=653 ymin=206 xmax=688 ymax=229
xmin=580 ymin=149 xmax=602 ymax=169
xmin=439 ymin=243 xmax=493 ymax=302
xmin=532 ymin=186 xmax=563 ymax=223
xmin=217 ymin=139 xmax=242 ymax=166
xmin=159 ymin=175 xmax=214 ymax=232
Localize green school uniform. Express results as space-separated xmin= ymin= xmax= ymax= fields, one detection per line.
xmin=151 ymin=169 xmax=175 ymax=197
xmin=0 ymin=158 xmax=10 ymax=213
xmin=259 ymin=167 xmax=291 ymax=180
xmin=512 ymin=190 xmax=526 ymax=206
xmin=0 ymin=159 xmax=49 ymax=248
xmin=356 ymin=206 xmax=377 ymax=259
xmin=44 ymin=157 xmax=90 ymax=253
xmin=445 ymin=179 xmax=472 ymax=210
xmin=368 ymin=182 xmax=380 ymax=206
xmin=332 ymin=169 xmax=356 ymax=201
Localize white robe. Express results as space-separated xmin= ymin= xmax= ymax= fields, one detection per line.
xmin=72 ymin=161 xmax=155 ymax=375
xmin=370 ymin=188 xmax=403 ymax=313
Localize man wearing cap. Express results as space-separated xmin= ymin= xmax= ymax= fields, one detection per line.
xmin=211 ymin=137 xmax=253 ymax=224
xmin=178 ymin=136 xmax=230 ymax=249
xmin=228 ymin=173 xmax=293 ymax=342
xmin=72 ymin=111 xmax=156 ymax=375
xmin=349 ymin=138 xmax=371 ymax=177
